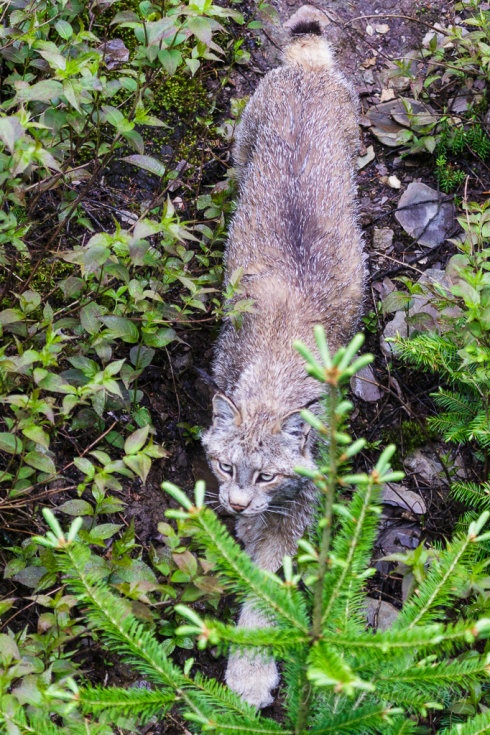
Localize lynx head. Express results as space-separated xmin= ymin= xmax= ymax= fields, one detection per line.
xmin=202 ymin=394 xmax=316 ymax=516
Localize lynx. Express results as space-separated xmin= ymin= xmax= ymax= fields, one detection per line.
xmin=202 ymin=6 xmax=365 ymax=709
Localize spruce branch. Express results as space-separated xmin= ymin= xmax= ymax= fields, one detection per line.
xmin=163 ymin=490 xmax=310 ymax=634
xmin=78 ymin=685 xmax=174 ymax=722
xmin=439 ymin=710 xmax=490 ymax=735
xmin=309 ymin=703 xmax=404 ymax=734
xmin=395 ymin=514 xmax=490 ymax=630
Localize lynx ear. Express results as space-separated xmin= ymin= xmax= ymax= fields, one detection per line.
xmin=279 ymin=410 xmax=312 ymax=451
xmin=212 ymin=393 xmax=242 ymax=429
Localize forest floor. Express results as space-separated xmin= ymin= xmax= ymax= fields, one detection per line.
xmin=124 ymin=1 xmax=482 ymax=731
xmin=2 ymin=0 xmax=487 ymax=732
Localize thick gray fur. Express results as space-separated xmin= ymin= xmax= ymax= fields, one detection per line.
xmin=202 ymin=12 xmax=365 ymax=708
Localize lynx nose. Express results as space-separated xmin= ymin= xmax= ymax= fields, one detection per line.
xmin=229 ymin=500 xmax=250 ymax=513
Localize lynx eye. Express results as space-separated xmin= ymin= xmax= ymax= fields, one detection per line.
xmin=218 ymin=461 xmax=233 ymax=476
xmin=256 ymin=472 xmax=276 ymax=484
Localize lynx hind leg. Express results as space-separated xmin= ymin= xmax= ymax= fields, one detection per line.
xmin=226 ymin=649 xmax=279 ymax=709
xmin=225 ymin=602 xmax=279 ymax=709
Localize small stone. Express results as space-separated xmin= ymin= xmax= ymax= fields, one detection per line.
xmin=365 ymin=598 xmax=399 ymax=630
xmin=382 ymin=483 xmax=427 ymax=514
xmin=366 ymin=24 xmax=375 ymax=36
xmin=357 ymin=145 xmax=375 ymax=170
xmin=375 ymin=24 xmax=390 ymax=34
xmin=387 ymin=175 xmax=401 ymax=189
xmin=380 ymin=88 xmax=396 ymax=102
xmin=395 ymin=182 xmax=455 ymax=247
xmin=381 ymin=309 xmax=407 ymax=357
xmin=350 ymin=365 xmax=383 ymax=402
xmin=98 ymin=39 xmax=130 ymax=70
xmin=363 ymin=69 xmax=375 ymax=85
xmin=404 ymin=448 xmax=444 ymax=484
xmin=372 ymin=227 xmax=394 ymax=252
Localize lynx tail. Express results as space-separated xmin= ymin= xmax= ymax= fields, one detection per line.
xmin=283 ymin=6 xmax=334 ymax=71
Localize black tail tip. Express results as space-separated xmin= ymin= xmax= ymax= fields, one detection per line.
xmin=289 ymin=19 xmax=322 ymax=36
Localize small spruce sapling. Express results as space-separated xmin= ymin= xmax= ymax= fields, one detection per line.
xmin=27 ymin=330 xmax=490 ymax=735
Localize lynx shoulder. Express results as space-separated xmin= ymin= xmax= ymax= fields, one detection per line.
xmin=201 ymin=7 xmax=365 ymax=708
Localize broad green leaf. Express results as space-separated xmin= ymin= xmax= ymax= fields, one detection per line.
xmin=143 ymin=327 xmax=177 ymax=347
xmin=0 ymin=115 xmax=25 ymax=153
xmin=185 ymin=58 xmax=200 ymax=76
xmin=22 ymin=425 xmax=50 ymax=449
xmin=58 ymin=499 xmax=94 ymax=516
xmin=36 ymin=372 xmax=75 ymax=394
xmin=382 ymin=290 xmax=411 ymax=315
xmin=13 ymin=566 xmax=47 ymax=589
xmin=0 ymin=433 xmax=23 ymax=454
xmin=158 ymin=48 xmax=182 ymax=75
xmin=24 ymin=451 xmax=56 ymax=475
xmin=124 ymin=425 xmax=150 ymax=455
xmin=37 ymin=49 xmax=67 ymax=71
xmin=55 ymin=19 xmax=73 ymax=39
xmin=63 ymin=79 xmax=83 ymax=113
xmin=16 ymin=79 xmax=63 ymax=103
xmin=87 ymin=523 xmax=123 ymax=541
xmin=100 ymin=316 xmax=139 ymax=343
xmin=80 ymin=302 xmax=103 ymax=335
xmin=122 ymin=154 xmax=166 ymax=177
xmin=123 ymin=452 xmax=151 ymax=482
xmin=73 ymin=457 xmax=95 ymax=476
xmin=0 ymin=308 xmax=23 ymax=325
xmin=123 ymin=129 xmax=144 ymax=154
xmin=129 ymin=345 xmax=155 ymax=369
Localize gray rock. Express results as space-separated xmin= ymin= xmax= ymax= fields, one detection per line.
xmin=404 ymin=447 xmax=444 ymax=484
xmin=395 ymin=182 xmax=455 ymax=247
xmin=372 ymin=227 xmax=394 ymax=252
xmin=364 ymin=598 xmax=399 ymax=631
xmin=382 ymin=483 xmax=426 ymax=514
xmin=381 ymin=309 xmax=408 ymax=357
xmin=98 ymin=39 xmax=130 ymax=70
xmin=350 ymin=365 xmax=383 ymax=402
xmin=381 ymin=266 xmax=462 ymax=355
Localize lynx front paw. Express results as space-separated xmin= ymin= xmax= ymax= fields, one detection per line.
xmin=225 ymin=650 xmax=279 ymax=709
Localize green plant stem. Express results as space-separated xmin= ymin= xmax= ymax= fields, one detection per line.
xmin=313 ymin=383 xmax=339 ymax=638
xmin=294 ymin=383 xmax=339 ymax=734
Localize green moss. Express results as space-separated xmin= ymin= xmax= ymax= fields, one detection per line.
xmin=0 ymin=256 xmax=74 ymax=306
xmin=382 ymin=419 xmax=439 ymax=468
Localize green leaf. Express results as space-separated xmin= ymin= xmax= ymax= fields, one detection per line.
xmin=55 ymin=19 xmax=73 ymax=39
xmin=0 ymin=308 xmax=24 ymax=325
xmin=87 ymin=523 xmax=123 ymax=541
xmin=22 ymin=425 xmax=50 ymax=448
xmin=0 ymin=433 xmax=23 ymax=454
xmin=124 ymin=425 xmax=150 ymax=455
xmin=122 ymin=154 xmax=166 ymax=177
xmin=158 ymin=48 xmax=182 ymax=76
xmin=16 ymin=79 xmax=64 ymax=103
xmin=0 ymin=115 xmax=25 ymax=154
xmin=24 ymin=451 xmax=56 ymax=475
xmin=185 ymin=58 xmax=200 ymax=76
xmin=129 ymin=345 xmax=155 ymax=369
xmin=58 ymin=499 xmax=94 ymax=516
xmin=382 ymin=290 xmax=411 ymax=314
xmin=100 ymin=316 xmax=139 ymax=343
xmin=143 ymin=327 xmax=177 ymax=347
xmin=13 ymin=565 xmax=47 ymax=589
xmin=123 ymin=453 xmax=151 ymax=482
